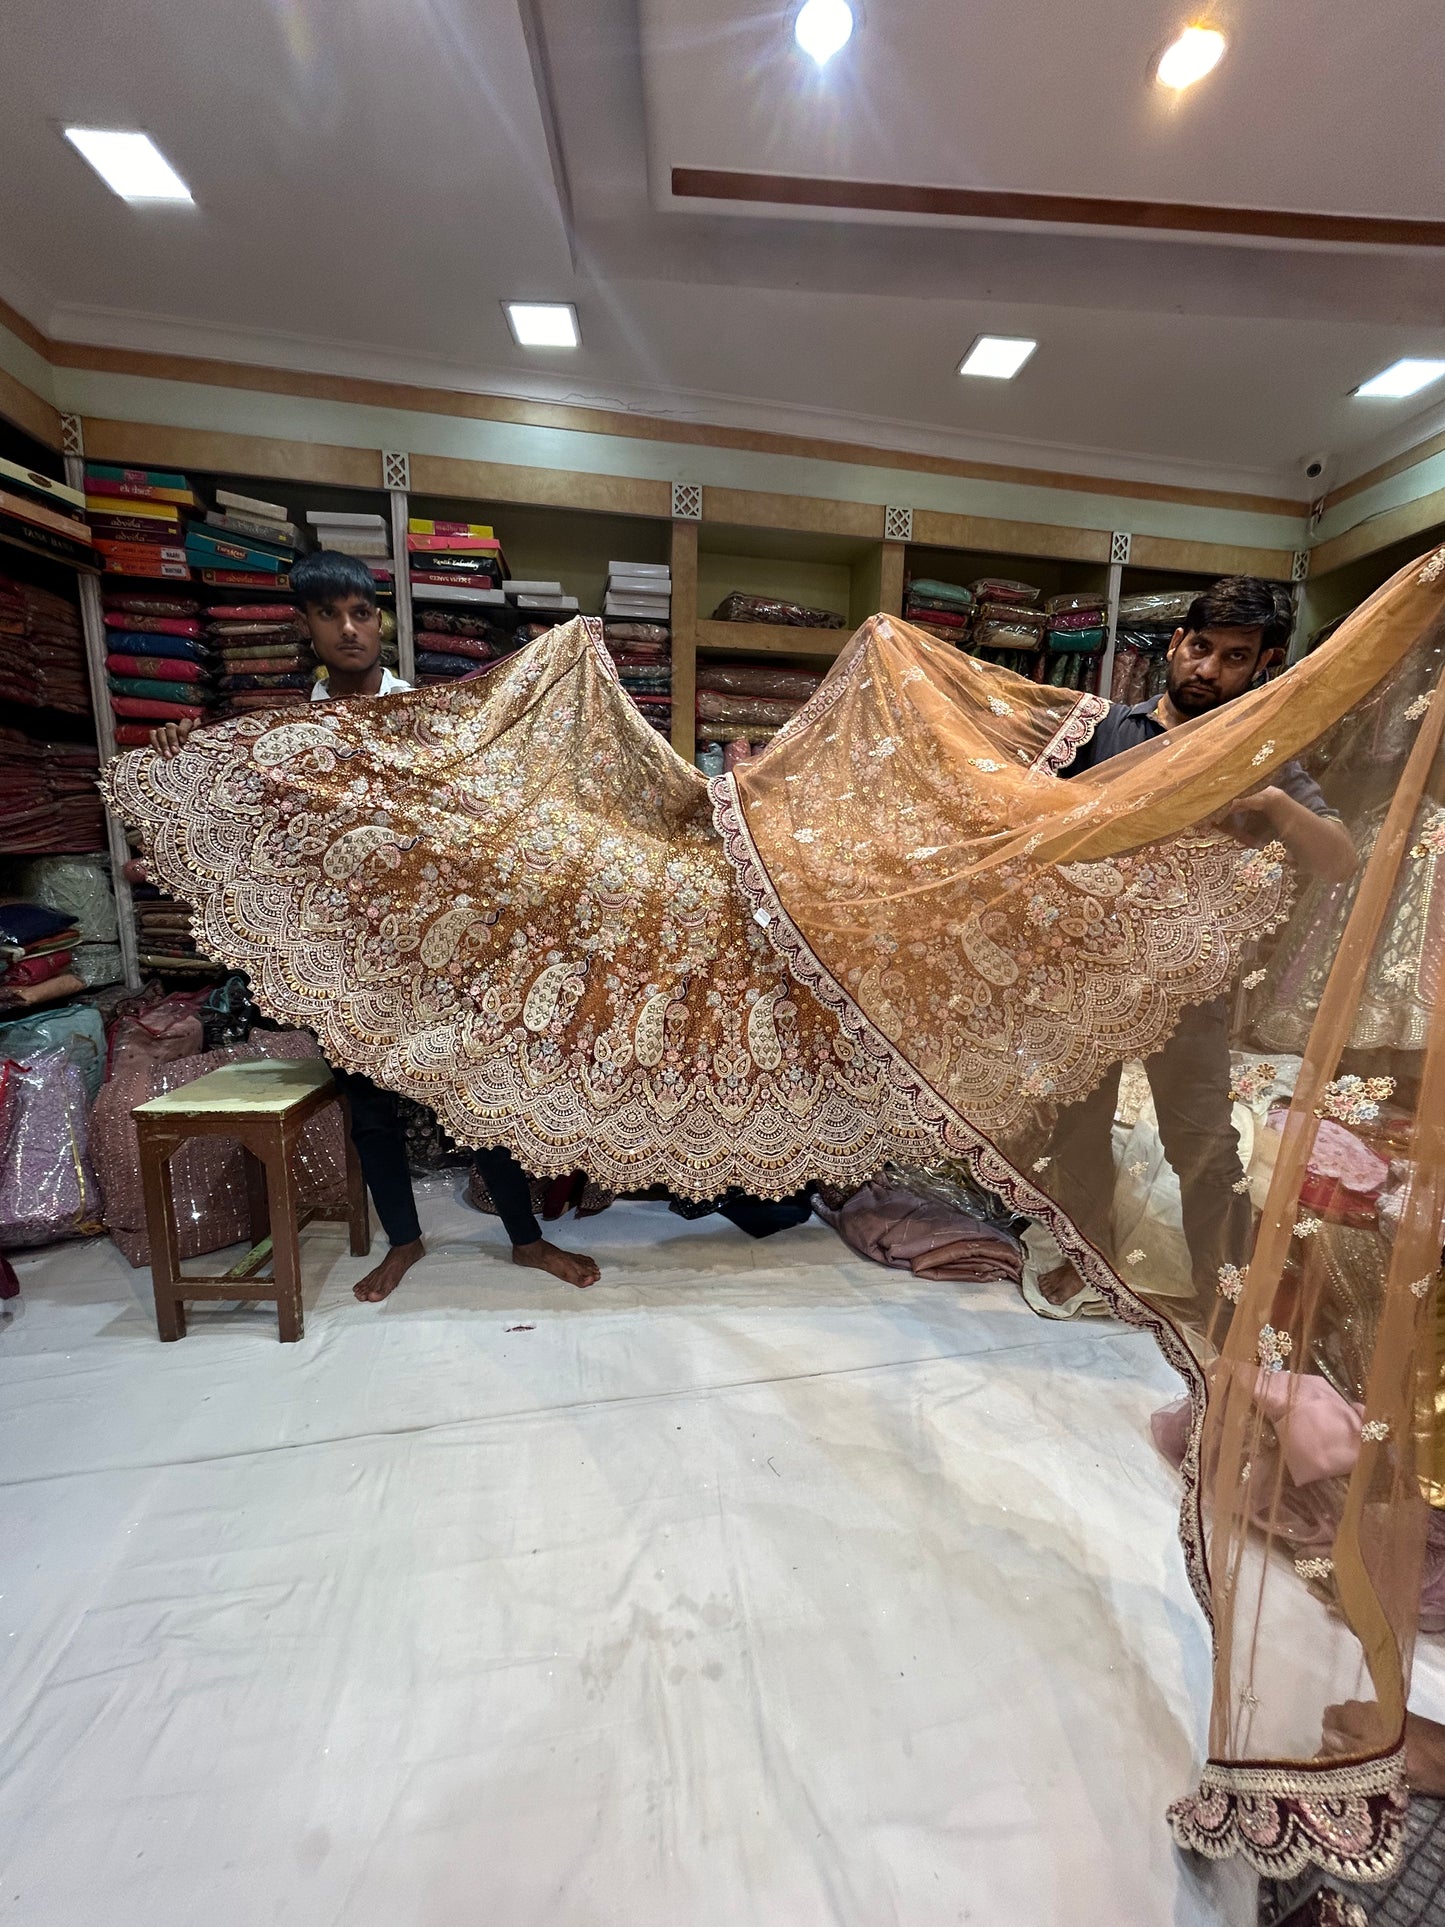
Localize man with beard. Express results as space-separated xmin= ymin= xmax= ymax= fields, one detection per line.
xmin=1037 ymin=577 xmax=1357 ymax=1322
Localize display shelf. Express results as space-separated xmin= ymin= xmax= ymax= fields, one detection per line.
xmin=404 ymin=495 xmax=670 ymax=617
xmin=695 ymin=618 xmax=850 ymax=659
xmin=697 ymin=524 xmax=887 ymax=631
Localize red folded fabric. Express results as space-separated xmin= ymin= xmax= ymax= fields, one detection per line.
xmin=102 ymin=613 xmax=203 ymax=638
xmin=205 ymin=604 xmax=299 ymax=621
xmin=106 ymin=653 xmax=211 ymax=683
xmin=414 ymin=631 xmax=493 ymax=661
xmin=2 ymin=949 xmax=74 ymax=987
xmin=110 ymin=694 xmax=208 ymax=721
xmin=114 ymin=724 xmax=160 ymax=746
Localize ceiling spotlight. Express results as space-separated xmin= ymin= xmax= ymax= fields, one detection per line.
xmin=63 ymin=128 xmax=192 ymax=203
xmin=794 ymin=0 xmax=854 ymax=66
xmin=1153 ymin=24 xmax=1227 ymax=90
xmin=958 ymin=336 xmax=1038 ymax=381
xmin=504 ymin=302 xmax=580 ymax=349
xmin=1353 ymin=357 xmax=1445 ymax=400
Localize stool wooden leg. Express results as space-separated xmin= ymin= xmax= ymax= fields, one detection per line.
xmin=243 ymin=1149 xmax=271 ymax=1246
xmin=139 ymin=1129 xmax=187 ymax=1342
xmin=336 ymin=1094 xmax=372 ymax=1258
xmin=266 ymin=1145 xmax=305 ymax=1343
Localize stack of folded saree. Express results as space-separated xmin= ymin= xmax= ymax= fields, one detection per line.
xmin=694 ymin=658 xmax=822 ymax=767
xmin=413 ymin=607 xmax=500 ymax=686
xmin=206 ymin=602 xmax=311 ymax=713
xmin=103 ymin=592 xmax=216 ymax=745
xmin=903 ymin=577 xmax=973 ymax=645
xmin=0 ymin=570 xmax=90 ymax=715
xmin=604 ymin=618 xmax=672 ymax=736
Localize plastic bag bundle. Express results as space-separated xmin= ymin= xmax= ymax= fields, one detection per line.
xmin=711 ymin=592 xmax=847 ymax=629
xmin=0 ymin=1047 xmax=103 ymax=1248
xmin=90 ymin=1029 xmax=348 ymax=1268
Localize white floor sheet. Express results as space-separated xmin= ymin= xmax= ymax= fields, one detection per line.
xmin=8 ymin=1178 xmax=1426 ymax=1926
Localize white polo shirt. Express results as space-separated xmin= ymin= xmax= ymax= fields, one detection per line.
xmin=310 ymin=668 xmax=411 ymax=701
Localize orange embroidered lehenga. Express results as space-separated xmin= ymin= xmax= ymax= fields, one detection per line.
xmin=105 ymin=552 xmax=1445 ymax=1887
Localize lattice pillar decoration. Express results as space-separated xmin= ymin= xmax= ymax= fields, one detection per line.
xmin=671 ymin=482 xmax=702 ymax=522
xmin=382 ymin=450 xmax=415 ymax=683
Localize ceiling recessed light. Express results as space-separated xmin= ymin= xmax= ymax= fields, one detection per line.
xmin=1353 ymin=357 xmax=1445 ymax=400
xmin=958 ymin=336 xmax=1038 ymax=381
xmin=1153 ymin=25 xmax=1227 ymax=90
xmin=504 ymin=302 xmax=580 ymax=349
xmin=63 ymin=128 xmax=193 ymax=203
xmin=794 ymin=0 xmax=854 ymax=66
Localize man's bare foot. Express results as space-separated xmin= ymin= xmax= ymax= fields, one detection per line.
xmin=1323 ymin=1702 xmax=1445 ymax=1795
xmin=353 ymin=1238 xmax=425 ymax=1303
xmin=1040 ymin=1260 xmax=1086 ymax=1308
xmin=513 ymin=1238 xmax=600 ymax=1289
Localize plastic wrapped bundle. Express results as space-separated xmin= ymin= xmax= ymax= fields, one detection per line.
xmin=696 ymin=690 xmax=806 ymax=730
xmin=968 ymin=577 xmax=1039 ymax=606
xmin=1116 ymin=589 xmax=1196 ymax=626
xmin=1045 ymin=591 xmax=1108 ymax=616
xmin=0 ymin=1047 xmax=103 ymax=1248
xmin=711 ymin=592 xmax=846 ymax=629
xmin=90 ymin=1029 xmax=348 ymax=1267
xmin=973 ymin=611 xmax=1046 ymax=652
xmin=695 ymin=662 xmax=822 ymax=703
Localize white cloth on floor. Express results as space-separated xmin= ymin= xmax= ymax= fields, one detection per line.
xmin=1 ymin=1182 xmax=1279 ymax=1925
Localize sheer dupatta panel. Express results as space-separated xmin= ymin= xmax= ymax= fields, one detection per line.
xmin=715 ymin=555 xmax=1445 ymax=1883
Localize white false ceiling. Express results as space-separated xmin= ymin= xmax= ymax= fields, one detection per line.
xmin=0 ymin=0 xmax=1442 ymax=496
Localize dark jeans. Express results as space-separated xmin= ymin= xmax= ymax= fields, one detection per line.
xmin=334 ymin=1070 xmax=543 ymax=1250
xmin=1047 ymin=998 xmax=1250 ymax=1317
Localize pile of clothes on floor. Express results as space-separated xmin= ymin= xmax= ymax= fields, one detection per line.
xmin=0 ymin=730 xmax=105 ymax=854
xmin=1110 ymin=589 xmax=1194 ymax=704
xmin=1041 ymin=590 xmax=1109 ymax=691
xmin=694 ymin=659 xmax=823 ymax=774
xmin=103 ymin=591 xmax=217 ymax=744
xmin=902 ymin=576 xmax=973 ymax=644
xmin=814 ymin=1160 xmax=1027 ymax=1285
xmin=0 ymin=569 xmax=90 ymax=713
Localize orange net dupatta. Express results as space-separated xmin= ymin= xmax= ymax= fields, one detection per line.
xmin=713 ymin=554 xmax=1445 ymax=1884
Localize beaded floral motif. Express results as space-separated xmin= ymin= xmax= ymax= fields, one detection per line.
xmin=1294 ymin=1215 xmax=1324 ymax=1240
xmin=968 ymin=757 xmax=1003 ymax=773
xmin=1405 ymin=694 xmax=1433 ymax=721
xmin=1232 ymin=1176 xmax=1252 ymax=1194
xmin=1361 ymin=1419 xmax=1391 ymax=1443
xmin=1217 ymin=1264 xmax=1245 ymax=1302
xmin=1242 ymin=968 xmax=1266 ymax=989
xmin=1124 ymin=1248 xmax=1146 ymax=1265
xmin=1418 ymin=547 xmax=1445 ymax=583
xmin=1316 ymin=1073 xmax=1394 ymax=1125
xmin=1230 ymin=1061 xmax=1280 ymax=1104
xmin=1251 ymin=740 xmax=1277 ymax=767
xmin=1411 ymin=1274 xmax=1438 ymax=1300
xmin=1295 ymin=1556 xmax=1334 ymax=1581
xmin=1258 ymin=1324 xmax=1293 ymax=1372
xmin=1410 ymin=821 xmax=1445 ymax=858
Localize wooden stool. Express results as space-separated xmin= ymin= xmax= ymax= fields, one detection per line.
xmin=133 ymin=1059 xmax=370 ymax=1343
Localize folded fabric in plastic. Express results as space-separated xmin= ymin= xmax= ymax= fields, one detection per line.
xmin=968 ymin=578 xmax=1039 ymax=606
xmin=105 ymin=631 xmax=212 ymax=664
xmin=696 ymin=690 xmax=806 ymax=729
xmin=102 ymin=612 xmax=203 ymax=638
xmin=694 ymin=663 xmax=822 ymax=702
xmin=109 ymin=694 xmax=209 ymax=721
xmin=711 ymin=592 xmax=847 ymax=629
xmin=102 ymin=595 xmax=200 ymax=619
xmin=906 ymin=578 xmax=973 ymax=608
xmin=107 ymin=654 xmax=212 ymax=683
xmin=1046 ymin=626 xmax=1107 ymax=653
xmin=0 ymin=1047 xmax=103 ymax=1247
xmin=413 ymin=631 xmax=494 ymax=661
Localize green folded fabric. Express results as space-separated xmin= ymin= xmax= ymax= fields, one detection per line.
xmin=907 ymin=578 xmax=973 ymax=609
xmin=1046 ymin=627 xmax=1107 ymax=653
xmin=108 ymin=673 xmax=212 ymax=701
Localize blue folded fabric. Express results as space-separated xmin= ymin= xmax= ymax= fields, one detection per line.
xmin=0 ymin=901 xmax=77 ymax=948
xmin=106 ymin=631 xmax=211 ymax=663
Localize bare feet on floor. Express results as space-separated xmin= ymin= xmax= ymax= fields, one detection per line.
xmin=1039 ymin=1260 xmax=1086 ymax=1308
xmin=513 ymin=1238 xmax=601 ymax=1289
xmin=353 ymin=1238 xmax=425 ymax=1303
